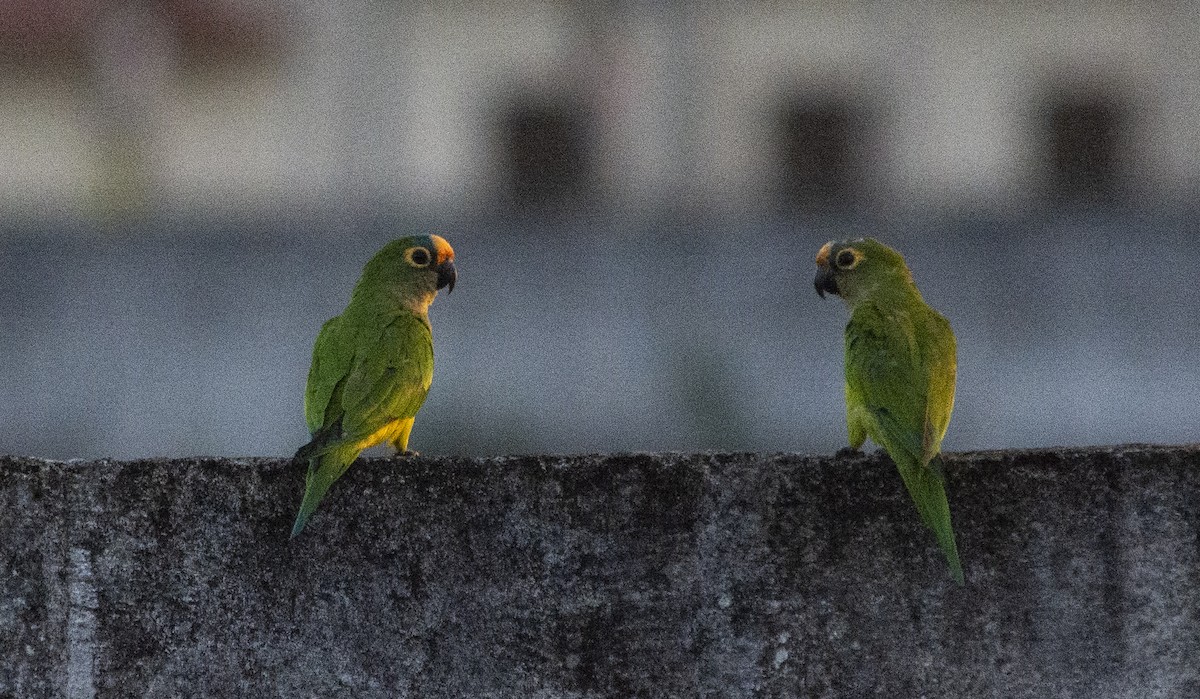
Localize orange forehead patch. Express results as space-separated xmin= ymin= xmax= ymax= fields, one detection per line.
xmin=816 ymin=242 xmax=833 ymax=267
xmin=429 ymin=234 xmax=455 ymax=264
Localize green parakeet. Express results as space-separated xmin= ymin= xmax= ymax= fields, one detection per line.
xmin=814 ymin=238 xmax=962 ymax=584
xmin=290 ymin=235 xmax=457 ymax=538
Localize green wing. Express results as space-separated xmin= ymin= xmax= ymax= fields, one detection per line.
xmin=845 ymin=303 xmax=928 ymax=462
xmin=304 ymin=315 xmax=355 ymax=436
xmin=919 ymin=310 xmax=956 ymax=462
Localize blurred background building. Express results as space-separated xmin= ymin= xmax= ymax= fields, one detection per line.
xmin=1 ymin=1 xmax=1198 ymax=459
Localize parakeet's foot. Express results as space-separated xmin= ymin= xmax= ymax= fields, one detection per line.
xmin=835 ymin=446 xmax=861 ymax=459
xmin=396 ymin=449 xmax=420 ymax=457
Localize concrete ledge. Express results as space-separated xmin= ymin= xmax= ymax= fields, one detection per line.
xmin=3 ymin=445 xmax=1199 ymax=698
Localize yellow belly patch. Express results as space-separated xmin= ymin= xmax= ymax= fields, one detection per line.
xmin=356 ymin=417 xmax=416 ymax=453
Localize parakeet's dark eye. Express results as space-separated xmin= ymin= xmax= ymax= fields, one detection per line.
xmin=406 ymin=247 xmax=431 ymax=267
xmin=836 ymin=249 xmax=859 ymax=269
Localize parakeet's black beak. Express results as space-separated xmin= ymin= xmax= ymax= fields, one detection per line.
xmin=814 ymin=267 xmax=838 ymax=299
xmin=436 ymin=260 xmax=457 ymax=293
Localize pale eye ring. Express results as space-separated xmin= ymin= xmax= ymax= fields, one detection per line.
xmin=836 ymin=250 xmax=858 ymax=269
xmin=406 ymin=247 xmax=431 ymax=267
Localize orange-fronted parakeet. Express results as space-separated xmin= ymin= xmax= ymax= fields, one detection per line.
xmin=814 ymin=238 xmax=962 ymax=583
xmin=290 ymin=235 xmax=457 ymax=538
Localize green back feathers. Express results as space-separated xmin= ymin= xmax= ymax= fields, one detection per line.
xmin=303 ymin=313 xmax=434 ymax=441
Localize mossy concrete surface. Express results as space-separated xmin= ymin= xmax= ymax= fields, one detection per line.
xmin=2 ymin=445 xmax=1198 ymax=698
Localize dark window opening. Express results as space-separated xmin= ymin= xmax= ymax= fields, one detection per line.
xmin=1043 ymin=93 xmax=1127 ymax=202
xmin=777 ymin=99 xmax=862 ymax=210
xmin=165 ymin=1 xmax=282 ymax=68
xmin=500 ymin=99 xmax=591 ymax=206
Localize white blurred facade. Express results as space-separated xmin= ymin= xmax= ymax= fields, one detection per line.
xmin=2 ymin=1 xmax=1199 ymax=220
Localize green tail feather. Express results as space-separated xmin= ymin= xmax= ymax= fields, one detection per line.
xmin=895 ymin=454 xmax=964 ymax=585
xmin=289 ymin=445 xmax=359 ymax=539
xmin=289 ymin=469 xmax=330 ymax=538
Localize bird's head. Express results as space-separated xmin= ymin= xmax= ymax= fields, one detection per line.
xmin=360 ymin=234 xmax=457 ymax=312
xmin=814 ymin=237 xmax=913 ymax=305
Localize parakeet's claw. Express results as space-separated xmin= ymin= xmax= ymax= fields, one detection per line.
xmin=835 ymin=446 xmax=861 ymax=459
xmin=397 ymin=449 xmax=420 ymax=457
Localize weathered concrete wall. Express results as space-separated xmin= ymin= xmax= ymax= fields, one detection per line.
xmin=2 ymin=445 xmax=1198 ymax=698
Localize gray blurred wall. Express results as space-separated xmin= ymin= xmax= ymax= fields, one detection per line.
xmin=2 ymin=2 xmax=1199 ymax=217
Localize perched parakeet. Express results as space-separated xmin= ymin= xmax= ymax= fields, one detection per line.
xmin=814 ymin=238 xmax=962 ymax=584
xmin=290 ymin=235 xmax=457 ymax=538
